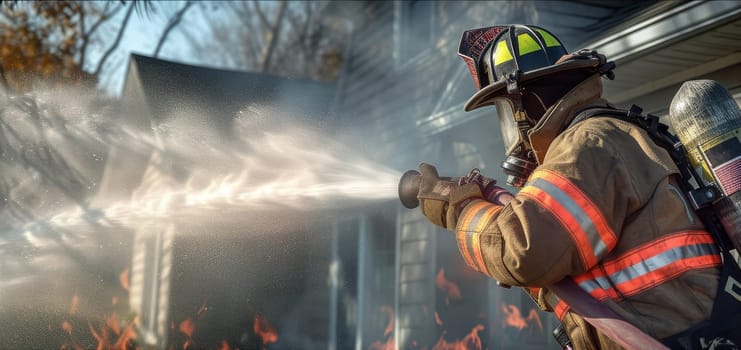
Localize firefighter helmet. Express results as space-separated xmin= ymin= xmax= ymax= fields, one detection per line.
xmin=463 ymin=25 xmax=614 ymax=111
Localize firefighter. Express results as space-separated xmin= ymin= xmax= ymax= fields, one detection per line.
xmin=414 ymin=25 xmax=728 ymax=349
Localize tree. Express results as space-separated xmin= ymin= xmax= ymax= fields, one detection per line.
xmin=183 ymin=1 xmax=348 ymax=82
xmin=0 ymin=1 xmax=127 ymax=92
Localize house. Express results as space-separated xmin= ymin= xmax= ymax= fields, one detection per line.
xmin=107 ymin=55 xmax=338 ymax=349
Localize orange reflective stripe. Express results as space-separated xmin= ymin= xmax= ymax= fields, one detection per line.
xmin=572 ymin=268 xmax=620 ymax=301
xmin=554 ymin=301 xmax=569 ymax=320
xmin=456 ymin=200 xmax=490 ymax=271
xmin=602 ymin=231 xmax=720 ymax=296
xmin=546 ymin=291 xmax=570 ymax=320
xmin=602 ymin=231 xmax=716 ymax=274
xmin=519 ymin=169 xmax=618 ymax=269
xmin=573 ymin=231 xmax=721 ymax=300
xmin=519 ymin=185 xmax=596 ymax=267
xmin=457 ymin=200 xmax=502 ymax=273
xmin=471 ymin=205 xmax=501 ymax=274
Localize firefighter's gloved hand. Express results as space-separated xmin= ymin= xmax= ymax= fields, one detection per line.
xmin=459 ymin=168 xmax=513 ymax=206
xmin=417 ymin=163 xmax=483 ymax=230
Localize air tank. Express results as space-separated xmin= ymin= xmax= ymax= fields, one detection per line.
xmin=669 ymin=79 xmax=741 ymax=252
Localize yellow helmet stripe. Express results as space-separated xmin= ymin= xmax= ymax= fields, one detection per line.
xmin=537 ymin=29 xmax=561 ymax=47
xmin=517 ymin=33 xmax=540 ymax=56
xmin=493 ymin=40 xmax=513 ymax=65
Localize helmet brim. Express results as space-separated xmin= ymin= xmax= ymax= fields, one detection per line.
xmin=464 ymin=58 xmax=602 ymax=111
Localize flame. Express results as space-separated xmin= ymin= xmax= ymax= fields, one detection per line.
xmin=369 ymin=306 xmax=395 ymax=350
xmin=196 ymin=299 xmax=208 ymax=316
xmin=179 ymin=317 xmax=196 ymax=338
xmin=501 ymin=304 xmax=527 ymax=330
xmin=69 ymin=293 xmax=80 ymax=316
xmin=381 ymin=306 xmax=394 ymax=337
xmin=60 ymin=290 xmax=140 ymax=350
xmin=501 ymin=304 xmax=543 ymax=333
xmin=527 ymin=309 xmax=544 ymax=332
xmin=434 ymin=312 xmax=443 ymax=326
xmin=217 ymin=340 xmax=232 ymax=350
xmin=432 ymin=324 xmax=485 ymax=350
xmin=87 ymin=315 xmax=139 ymax=350
xmin=119 ymin=269 xmax=129 ymax=291
xmin=61 ymin=320 xmax=73 ymax=336
xmin=368 ymin=337 xmax=395 ymax=350
xmin=435 ymin=268 xmax=462 ymax=305
xmin=253 ymin=314 xmax=279 ymax=347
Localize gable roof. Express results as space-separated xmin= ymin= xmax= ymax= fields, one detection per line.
xmin=121 ymin=54 xmax=336 ymax=132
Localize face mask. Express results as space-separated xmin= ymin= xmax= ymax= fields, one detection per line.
xmin=493 ymin=97 xmax=537 ymax=187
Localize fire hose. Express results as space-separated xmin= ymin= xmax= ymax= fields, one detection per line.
xmin=398 ymin=170 xmax=669 ymax=350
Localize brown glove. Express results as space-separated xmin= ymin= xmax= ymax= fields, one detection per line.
xmin=458 ymin=168 xmax=512 ymax=205
xmin=417 ymin=163 xmax=484 ymax=230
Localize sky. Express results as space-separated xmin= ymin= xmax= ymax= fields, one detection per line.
xmin=90 ymin=1 xmax=225 ymax=96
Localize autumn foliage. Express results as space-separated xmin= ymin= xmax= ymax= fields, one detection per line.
xmin=0 ymin=1 xmax=96 ymax=92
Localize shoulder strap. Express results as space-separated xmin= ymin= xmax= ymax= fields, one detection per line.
xmin=571 ymin=105 xmax=734 ymax=247
xmin=569 ymin=105 xmax=698 ymax=200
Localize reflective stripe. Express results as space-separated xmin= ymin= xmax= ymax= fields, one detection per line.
xmin=493 ymin=40 xmax=513 ymax=65
xmin=536 ymin=29 xmax=561 ymax=47
xmin=456 ymin=199 xmax=502 ymax=274
xmin=545 ymin=290 xmax=570 ymax=320
xmin=574 ymin=231 xmax=721 ymax=300
xmin=517 ymin=33 xmax=540 ymax=56
xmin=519 ymin=169 xmax=617 ymax=269
xmin=456 ymin=201 xmax=488 ymax=270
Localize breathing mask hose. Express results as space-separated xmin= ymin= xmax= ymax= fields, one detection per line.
xmin=501 ymin=155 xmax=537 ymax=188
xmin=669 ymin=80 xmax=741 ymax=252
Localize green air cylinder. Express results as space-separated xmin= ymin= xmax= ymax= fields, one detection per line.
xmin=669 ymin=80 xmax=741 ymax=252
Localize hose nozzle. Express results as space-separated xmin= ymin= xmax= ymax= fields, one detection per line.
xmin=398 ymin=170 xmax=421 ymax=209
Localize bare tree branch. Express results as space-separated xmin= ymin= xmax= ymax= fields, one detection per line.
xmin=153 ymin=1 xmax=193 ymax=58
xmin=260 ymin=0 xmax=287 ymax=72
xmin=78 ymin=6 xmax=86 ymax=68
xmin=80 ymin=2 xmax=122 ymax=70
xmin=93 ymin=3 xmax=135 ymax=76
xmin=240 ymin=2 xmax=262 ymax=62
xmin=251 ymin=0 xmax=271 ymax=31
xmin=0 ymin=63 xmax=11 ymax=93
xmin=0 ymin=7 xmax=18 ymax=25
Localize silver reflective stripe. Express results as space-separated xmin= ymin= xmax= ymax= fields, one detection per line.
xmin=578 ymin=276 xmax=613 ymax=294
xmin=609 ymin=243 xmax=719 ymax=285
xmin=578 ymin=279 xmax=601 ymax=294
xmin=530 ymin=178 xmax=608 ymax=259
xmin=577 ymin=243 xmax=719 ymax=295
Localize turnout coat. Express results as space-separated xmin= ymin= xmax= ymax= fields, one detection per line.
xmin=452 ymin=75 xmax=721 ymax=349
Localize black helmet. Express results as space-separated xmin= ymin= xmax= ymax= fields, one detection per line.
xmin=459 ymin=24 xmax=614 ymax=111
xmin=458 ymin=25 xmax=615 ymax=187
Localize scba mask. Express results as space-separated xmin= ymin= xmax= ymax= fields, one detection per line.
xmin=492 ymin=97 xmax=537 ymax=187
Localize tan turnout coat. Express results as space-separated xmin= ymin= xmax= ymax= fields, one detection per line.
xmin=452 ymin=75 xmax=721 ymax=349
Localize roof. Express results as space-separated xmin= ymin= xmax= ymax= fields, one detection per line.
xmin=581 ymin=1 xmax=741 ymax=113
xmin=121 ymin=54 xmax=336 ymax=132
